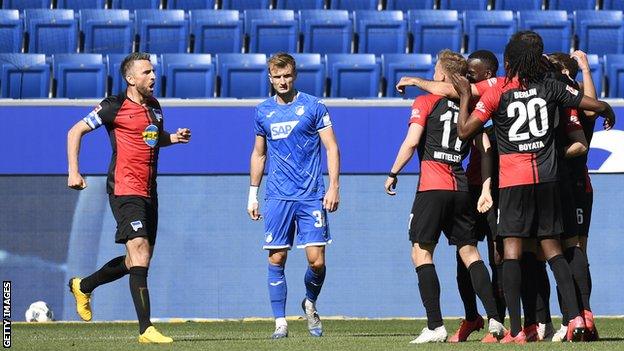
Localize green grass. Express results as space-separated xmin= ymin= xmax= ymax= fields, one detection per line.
xmin=12 ymin=318 xmax=624 ymax=351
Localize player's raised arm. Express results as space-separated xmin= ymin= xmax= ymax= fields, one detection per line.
xmin=571 ymin=50 xmax=598 ymax=119
xmin=319 ymin=127 xmax=340 ymax=212
xmin=67 ymin=120 xmax=93 ymax=190
xmin=248 ymin=135 xmax=267 ymax=220
xmin=449 ymin=74 xmax=485 ymax=140
xmin=577 ymin=96 xmax=616 ymax=131
xmin=395 ymin=76 xmax=481 ymax=98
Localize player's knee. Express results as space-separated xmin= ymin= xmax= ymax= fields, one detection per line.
xmin=268 ymin=251 xmax=287 ymax=266
xmin=308 ymin=259 xmax=325 ymax=272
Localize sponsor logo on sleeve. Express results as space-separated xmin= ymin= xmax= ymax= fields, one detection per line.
xmin=130 ymin=221 xmax=143 ymax=232
xmin=322 ymin=114 xmax=331 ymax=126
xmin=475 ymin=101 xmax=486 ymax=113
xmin=411 ymin=108 xmax=421 ymax=119
xmin=152 ymin=108 xmax=163 ymax=121
xmin=566 ymin=85 xmax=579 ymax=96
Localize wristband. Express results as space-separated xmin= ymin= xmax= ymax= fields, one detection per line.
xmin=388 ymin=172 xmax=398 ymax=178
xmin=248 ymin=186 xmax=259 ymax=209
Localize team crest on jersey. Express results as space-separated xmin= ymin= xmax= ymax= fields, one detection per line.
xmin=295 ymin=106 xmax=305 ymax=116
xmin=265 ymin=232 xmax=273 ymax=243
xmin=142 ymin=124 xmax=159 ymax=147
xmin=270 ymin=121 xmax=299 ymax=140
xmin=152 ymin=108 xmax=163 ymax=121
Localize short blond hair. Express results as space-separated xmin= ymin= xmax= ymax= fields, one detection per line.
xmin=268 ymin=52 xmax=297 ymax=74
xmin=437 ymin=49 xmax=467 ymax=76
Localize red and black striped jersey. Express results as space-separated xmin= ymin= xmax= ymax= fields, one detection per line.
xmin=472 ymin=77 xmax=583 ymax=188
xmin=82 ymin=92 xmax=163 ymax=197
xmin=410 ymin=94 xmax=471 ymax=192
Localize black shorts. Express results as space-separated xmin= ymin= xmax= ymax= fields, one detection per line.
xmin=559 ymin=178 xmax=579 ymax=239
xmin=498 ymin=182 xmax=562 ymax=238
xmin=409 ymin=190 xmax=477 ymax=247
xmin=469 ymin=185 xmax=498 ymax=242
xmin=109 ymin=195 xmax=158 ymax=245
xmin=573 ymin=180 xmax=593 ymax=237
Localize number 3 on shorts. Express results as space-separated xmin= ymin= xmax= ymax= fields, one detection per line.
xmin=313 ymin=210 xmax=324 ymax=228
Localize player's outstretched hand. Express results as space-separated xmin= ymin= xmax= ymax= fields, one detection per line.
xmin=248 ymin=201 xmax=262 ymax=220
xmin=323 ymin=187 xmax=340 ymax=212
xmin=477 ymin=192 xmax=493 ymax=213
xmin=175 ymin=128 xmax=191 ymax=143
xmin=395 ymin=77 xmax=415 ymax=95
xmin=68 ymin=172 xmax=87 ymax=190
xmin=384 ymin=176 xmax=397 ymax=196
xmin=449 ymin=74 xmax=471 ymax=98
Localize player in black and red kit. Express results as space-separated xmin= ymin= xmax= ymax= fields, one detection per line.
xmin=547 ymin=51 xmax=599 ymax=342
xmin=448 ymin=50 xmax=507 ymax=343
xmin=66 ymin=52 xmax=191 ymax=343
xmin=450 ymin=31 xmax=615 ymax=344
xmin=385 ymin=50 xmax=505 ymax=344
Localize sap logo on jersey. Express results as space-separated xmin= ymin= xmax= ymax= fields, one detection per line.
xmin=270 ymin=121 xmax=299 ymax=140
xmin=142 ymin=124 xmax=159 ymax=147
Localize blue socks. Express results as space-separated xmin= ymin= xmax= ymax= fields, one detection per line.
xmin=304 ymin=266 xmax=326 ymax=303
xmin=268 ymin=264 xmax=287 ymax=319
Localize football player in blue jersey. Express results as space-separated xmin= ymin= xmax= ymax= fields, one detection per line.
xmin=247 ymin=52 xmax=340 ymax=339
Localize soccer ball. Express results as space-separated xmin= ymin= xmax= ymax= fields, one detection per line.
xmin=25 ymin=301 xmax=54 ymax=322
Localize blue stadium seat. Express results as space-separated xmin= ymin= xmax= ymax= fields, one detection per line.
xmin=518 ymin=11 xmax=571 ymax=53
xmin=52 ymin=54 xmax=106 ymax=98
xmin=330 ymin=0 xmax=378 ymax=10
xmin=493 ymin=52 xmax=504 ymax=76
xmin=216 ymin=53 xmax=268 ymax=98
xmin=57 ymin=0 xmax=106 ymax=9
xmin=603 ymin=0 xmax=624 ymax=10
xmin=325 ymin=53 xmax=380 ymax=98
xmin=464 ymin=10 xmax=516 ymax=54
xmin=111 ymin=0 xmax=160 ymax=10
xmin=381 ymin=53 xmax=432 ymax=98
xmin=135 ymin=10 xmax=189 ymax=54
xmin=275 ymin=0 xmax=324 ymax=10
xmin=494 ymin=0 xmax=542 ymax=10
xmin=167 ymin=0 xmax=216 ymax=9
xmin=161 ymin=54 xmax=214 ymax=98
xmin=244 ymin=10 xmax=298 ymax=54
xmin=0 ymin=10 xmax=22 ymax=53
xmin=575 ymin=11 xmax=624 ymax=56
xmin=0 ymin=53 xmax=49 ymax=98
xmin=386 ymin=0 xmax=435 ymax=11
xmin=354 ymin=10 xmax=406 ymax=55
xmin=25 ymin=9 xmax=77 ymax=54
xmin=79 ymin=10 xmax=133 ymax=54
xmin=548 ymin=0 xmax=596 ymax=10
xmin=291 ymin=53 xmax=324 ymax=96
xmin=439 ymin=0 xmax=488 ymax=11
xmin=300 ymin=10 xmax=352 ymax=54
xmin=408 ymin=10 xmax=461 ymax=56
xmin=604 ymin=54 xmax=624 ymax=97
xmin=221 ymin=0 xmax=270 ymax=10
xmin=1 ymin=0 xmax=51 ymax=10
xmin=190 ymin=10 xmax=242 ymax=54
xmin=107 ymin=53 xmax=161 ymax=96
xmin=585 ymin=54 xmax=603 ymax=97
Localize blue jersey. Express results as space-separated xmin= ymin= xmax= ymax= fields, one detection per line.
xmin=255 ymin=92 xmax=332 ymax=200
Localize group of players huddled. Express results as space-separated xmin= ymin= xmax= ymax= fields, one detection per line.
xmin=386 ymin=30 xmax=615 ymax=344
xmin=66 ymin=30 xmax=614 ymax=344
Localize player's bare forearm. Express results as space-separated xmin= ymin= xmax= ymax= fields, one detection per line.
xmin=578 ymin=97 xmax=616 ymax=130
xmin=67 ymin=121 xmax=92 ymax=189
xmin=326 ymin=146 xmax=340 ymax=191
xmin=397 ymin=77 xmax=460 ymax=98
xmin=476 ymin=132 xmax=493 ymax=186
xmin=563 ymin=130 xmax=588 ymax=158
xmin=159 ymin=128 xmax=191 ymax=147
xmin=249 ymin=135 xmax=267 ymax=187
xmin=319 ymin=127 xmax=340 ymax=211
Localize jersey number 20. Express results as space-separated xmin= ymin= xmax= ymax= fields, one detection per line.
xmin=507 ymin=97 xmax=548 ymax=142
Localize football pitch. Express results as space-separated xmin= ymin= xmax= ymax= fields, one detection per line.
xmin=13 ymin=317 xmax=624 ymax=351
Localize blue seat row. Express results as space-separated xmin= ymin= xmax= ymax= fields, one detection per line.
xmin=1 ymin=9 xmax=623 ymax=56
xmin=1 ymin=52 xmax=621 ymax=99
xmin=4 ymin=0 xmax=624 ymax=11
